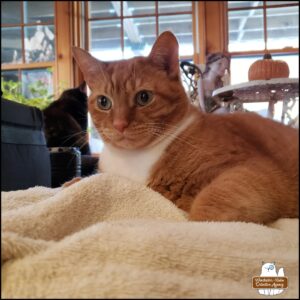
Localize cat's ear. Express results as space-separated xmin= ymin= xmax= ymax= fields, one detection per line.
xmin=148 ymin=31 xmax=180 ymax=79
xmin=72 ymin=47 xmax=106 ymax=89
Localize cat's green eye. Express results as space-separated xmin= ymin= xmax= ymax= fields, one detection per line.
xmin=136 ymin=90 xmax=153 ymax=107
xmin=97 ymin=95 xmax=112 ymax=110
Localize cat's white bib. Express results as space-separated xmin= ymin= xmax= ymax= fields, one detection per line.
xmin=100 ymin=114 xmax=195 ymax=185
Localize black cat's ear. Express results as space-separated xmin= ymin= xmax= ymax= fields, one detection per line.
xmin=78 ymin=81 xmax=87 ymax=94
xmin=148 ymin=31 xmax=180 ymax=79
xmin=72 ymin=47 xmax=107 ymax=89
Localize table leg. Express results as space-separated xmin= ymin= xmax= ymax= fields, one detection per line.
xmin=281 ymin=97 xmax=298 ymax=127
xmin=267 ymin=100 xmax=275 ymax=119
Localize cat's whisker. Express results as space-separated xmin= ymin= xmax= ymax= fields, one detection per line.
xmin=78 ymin=139 xmax=89 ymax=151
xmin=66 ymin=135 xmax=87 ymax=149
xmin=58 ymin=136 xmax=87 ymax=170
xmin=60 ymin=131 xmax=89 ymax=150
xmin=61 ymin=131 xmax=87 ymax=144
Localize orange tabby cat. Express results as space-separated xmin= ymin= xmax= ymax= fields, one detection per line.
xmin=72 ymin=31 xmax=298 ymax=224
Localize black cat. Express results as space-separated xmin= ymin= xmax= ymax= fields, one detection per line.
xmin=43 ymin=82 xmax=91 ymax=155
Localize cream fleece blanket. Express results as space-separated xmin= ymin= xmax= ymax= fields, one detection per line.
xmin=1 ymin=173 xmax=299 ymax=299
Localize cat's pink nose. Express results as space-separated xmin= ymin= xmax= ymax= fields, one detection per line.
xmin=113 ymin=119 xmax=128 ymax=133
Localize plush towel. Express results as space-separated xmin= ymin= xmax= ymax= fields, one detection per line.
xmin=1 ymin=173 xmax=299 ymax=298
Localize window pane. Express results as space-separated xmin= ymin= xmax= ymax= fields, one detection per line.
xmin=228 ymin=9 xmax=264 ymax=51
xmin=89 ymin=19 xmax=122 ymax=61
xmin=228 ymin=1 xmax=263 ymax=9
xmin=1 ymin=27 xmax=22 ymax=64
xmin=272 ymin=54 xmax=299 ymax=78
xmin=1 ymin=70 xmax=19 ymax=83
xmin=267 ymin=1 xmax=299 ymax=6
xmin=88 ymin=1 xmax=118 ymax=18
xmin=124 ymin=17 xmax=156 ymax=58
xmin=24 ymin=1 xmax=54 ymax=23
xmin=1 ymin=70 xmax=21 ymax=97
xmin=230 ymin=56 xmax=261 ymax=84
xmin=1 ymin=1 xmax=21 ymax=24
xmin=243 ymin=102 xmax=270 ymax=117
xmin=24 ymin=25 xmax=55 ymax=63
xmin=266 ymin=6 xmax=299 ymax=49
xmin=158 ymin=1 xmax=192 ymax=14
xmin=159 ymin=14 xmax=193 ymax=56
xmin=21 ymin=68 xmax=53 ymax=99
xmin=123 ymin=1 xmax=155 ymax=16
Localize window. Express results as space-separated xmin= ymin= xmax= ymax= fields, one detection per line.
xmin=85 ymin=1 xmax=194 ymax=152
xmin=86 ymin=1 xmax=193 ymax=61
xmin=227 ymin=1 xmax=299 ymax=124
xmin=227 ymin=1 xmax=299 ymax=83
xmin=1 ymin=1 xmax=55 ymax=103
xmin=227 ymin=1 xmax=299 ymax=53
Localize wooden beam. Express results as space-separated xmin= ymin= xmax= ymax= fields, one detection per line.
xmin=55 ymin=1 xmax=72 ymax=94
xmin=111 ymin=1 xmax=141 ymax=44
xmin=193 ymin=1 xmax=206 ymax=65
xmin=72 ymin=1 xmax=85 ymax=87
xmin=204 ymin=1 xmax=227 ymax=55
xmin=1 ymin=62 xmax=55 ymax=70
xmin=237 ymin=1 xmax=261 ymax=42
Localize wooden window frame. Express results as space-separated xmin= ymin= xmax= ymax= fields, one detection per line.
xmin=226 ymin=1 xmax=299 ymax=56
xmin=84 ymin=1 xmax=195 ymax=61
xmin=1 ymin=1 xmax=76 ymax=97
xmin=1 ymin=1 xmax=57 ymax=90
xmin=73 ymin=1 xmax=207 ymax=85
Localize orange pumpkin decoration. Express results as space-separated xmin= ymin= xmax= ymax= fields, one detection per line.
xmin=248 ymin=53 xmax=289 ymax=81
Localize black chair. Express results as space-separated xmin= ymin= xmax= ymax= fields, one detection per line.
xmin=1 ymin=98 xmax=99 ymax=190
xmin=1 ymin=98 xmax=52 ymax=191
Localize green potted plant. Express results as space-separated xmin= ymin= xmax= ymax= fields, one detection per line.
xmin=1 ymin=78 xmax=54 ymax=110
